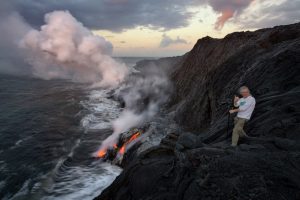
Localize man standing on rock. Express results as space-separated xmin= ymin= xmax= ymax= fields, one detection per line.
xmin=229 ymin=86 xmax=256 ymax=146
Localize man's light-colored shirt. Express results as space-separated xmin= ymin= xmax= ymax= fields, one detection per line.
xmin=235 ymin=96 xmax=256 ymax=120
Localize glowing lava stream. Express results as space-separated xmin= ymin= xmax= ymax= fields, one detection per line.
xmin=97 ymin=132 xmax=141 ymax=158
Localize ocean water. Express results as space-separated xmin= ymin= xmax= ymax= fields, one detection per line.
xmin=0 ymin=57 xmax=152 ymax=200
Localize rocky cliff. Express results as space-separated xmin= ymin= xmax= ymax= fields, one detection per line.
xmin=171 ymin=23 xmax=300 ymax=133
xmin=134 ymin=56 xmax=184 ymax=75
xmin=95 ymin=23 xmax=300 ymax=200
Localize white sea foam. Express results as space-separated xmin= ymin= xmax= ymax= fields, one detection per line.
xmin=41 ymin=162 xmax=122 ymax=200
xmin=7 ymin=162 xmax=121 ymax=200
xmin=80 ymin=89 xmax=121 ymax=131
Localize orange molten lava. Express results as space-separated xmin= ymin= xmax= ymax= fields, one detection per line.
xmin=97 ymin=149 xmax=107 ymax=158
xmin=128 ymin=132 xmax=141 ymax=143
xmin=119 ymin=145 xmax=126 ymax=154
xmin=96 ymin=131 xmax=141 ymax=158
xmin=118 ymin=132 xmax=141 ymax=155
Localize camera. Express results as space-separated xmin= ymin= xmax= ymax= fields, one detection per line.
xmin=234 ymin=93 xmax=242 ymax=98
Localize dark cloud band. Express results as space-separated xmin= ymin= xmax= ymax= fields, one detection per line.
xmin=11 ymin=0 xmax=204 ymax=31
xmin=4 ymin=0 xmax=300 ymax=33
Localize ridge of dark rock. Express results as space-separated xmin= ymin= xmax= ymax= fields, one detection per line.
xmin=95 ymin=22 xmax=300 ymax=200
xmin=134 ymin=56 xmax=185 ymax=75
xmin=171 ymin=22 xmax=300 ymax=132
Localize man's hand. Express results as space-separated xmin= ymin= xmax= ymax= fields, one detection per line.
xmin=234 ymin=95 xmax=240 ymax=103
xmin=229 ymin=109 xmax=239 ymax=114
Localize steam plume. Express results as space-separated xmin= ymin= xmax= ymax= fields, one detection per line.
xmin=2 ymin=9 xmax=170 ymax=155
xmin=0 ymin=3 xmax=31 ymax=75
xmin=20 ymin=11 xmax=128 ymax=87
xmin=98 ymin=63 xmax=171 ymax=152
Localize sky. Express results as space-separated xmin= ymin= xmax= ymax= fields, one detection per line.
xmin=1 ymin=0 xmax=300 ymax=57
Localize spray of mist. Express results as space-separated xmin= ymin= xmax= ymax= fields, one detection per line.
xmin=0 ymin=9 xmax=31 ymax=75
xmin=98 ymin=63 xmax=171 ymax=152
xmin=20 ymin=11 xmax=128 ymax=87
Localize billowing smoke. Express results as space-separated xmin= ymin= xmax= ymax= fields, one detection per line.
xmin=20 ymin=11 xmax=128 ymax=87
xmin=0 ymin=4 xmax=170 ymax=155
xmin=209 ymin=0 xmax=254 ymax=30
xmin=0 ymin=2 xmax=31 ymax=75
xmin=98 ymin=62 xmax=171 ymax=152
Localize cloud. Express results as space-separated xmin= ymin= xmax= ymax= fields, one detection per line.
xmin=11 ymin=0 xmax=205 ymax=32
xmin=235 ymin=0 xmax=300 ymax=29
xmin=209 ymin=0 xmax=254 ymax=30
xmin=20 ymin=11 xmax=128 ymax=86
xmin=4 ymin=0 xmax=298 ymax=33
xmin=159 ymin=34 xmax=188 ymax=48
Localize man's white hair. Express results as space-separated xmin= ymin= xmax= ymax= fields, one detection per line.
xmin=239 ymin=86 xmax=250 ymax=93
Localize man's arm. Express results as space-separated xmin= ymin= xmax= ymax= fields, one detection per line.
xmin=234 ymin=96 xmax=240 ymax=107
xmin=229 ymin=109 xmax=239 ymax=114
xmin=230 ymin=98 xmax=255 ymax=114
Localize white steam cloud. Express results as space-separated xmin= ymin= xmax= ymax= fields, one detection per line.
xmin=20 ymin=11 xmax=128 ymax=87
xmin=1 ymin=9 xmax=171 ymax=155
xmin=0 ymin=11 xmax=31 ymax=75
xmin=98 ymin=63 xmax=171 ymax=151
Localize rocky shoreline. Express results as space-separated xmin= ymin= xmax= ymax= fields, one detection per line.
xmin=95 ymin=23 xmax=300 ymax=200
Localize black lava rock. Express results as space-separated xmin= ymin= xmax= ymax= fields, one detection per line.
xmin=94 ymin=23 xmax=300 ymax=200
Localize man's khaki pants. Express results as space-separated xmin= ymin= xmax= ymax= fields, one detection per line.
xmin=232 ymin=117 xmax=247 ymax=146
